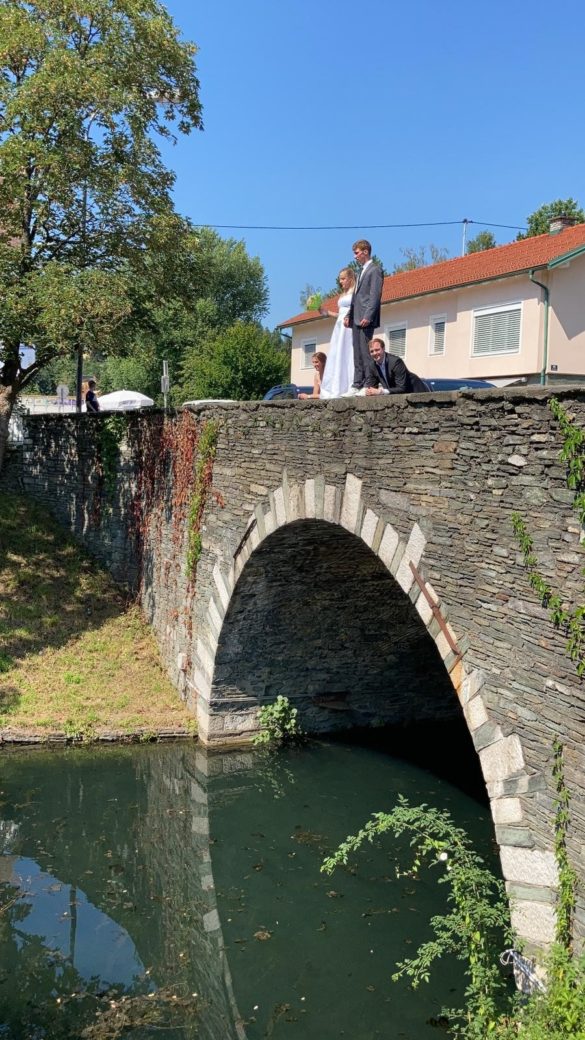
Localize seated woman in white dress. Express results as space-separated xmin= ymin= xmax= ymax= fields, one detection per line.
xmin=298 ymin=351 xmax=327 ymax=399
xmin=319 ymin=267 xmax=356 ymax=399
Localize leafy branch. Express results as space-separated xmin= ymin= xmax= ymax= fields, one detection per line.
xmin=322 ymin=796 xmax=512 ymax=1038
xmin=552 ymin=738 xmax=577 ymax=952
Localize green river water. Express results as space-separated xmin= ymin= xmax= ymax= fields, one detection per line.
xmin=0 ymin=731 xmax=501 ymax=1039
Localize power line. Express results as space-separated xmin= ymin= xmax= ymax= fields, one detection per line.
xmin=191 ymin=218 xmax=527 ymax=232
xmin=470 ymin=221 xmax=527 ymax=231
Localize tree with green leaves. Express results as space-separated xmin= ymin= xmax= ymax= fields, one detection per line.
xmin=0 ymin=0 xmax=203 ymax=470
xmin=466 ymin=230 xmax=496 ymax=253
xmin=517 ymin=199 xmax=585 ymax=239
xmin=102 ymin=226 xmax=268 ymax=402
xmin=392 ymin=244 xmax=449 ymax=273
xmin=30 ymin=225 xmax=269 ymax=404
xmin=179 ymin=321 xmax=289 ymax=402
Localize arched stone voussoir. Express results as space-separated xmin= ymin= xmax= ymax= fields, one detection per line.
xmin=340 ymin=473 xmax=363 ymax=534
xmin=394 ymin=521 xmax=427 ymax=594
xmin=212 ymin=561 xmax=233 ymax=612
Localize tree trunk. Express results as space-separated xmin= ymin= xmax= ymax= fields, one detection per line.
xmin=0 ymin=384 xmax=17 ymax=476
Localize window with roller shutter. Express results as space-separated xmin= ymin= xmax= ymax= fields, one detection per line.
xmin=472 ymin=303 xmax=521 ymax=356
xmin=384 ymin=323 xmax=407 ymax=359
xmin=429 ymin=315 xmax=446 ymax=356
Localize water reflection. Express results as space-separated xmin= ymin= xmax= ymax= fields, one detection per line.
xmin=0 ymin=736 xmax=498 ymax=1039
xmin=3 ymin=856 xmax=146 ymax=986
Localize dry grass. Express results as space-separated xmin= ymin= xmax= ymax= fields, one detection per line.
xmin=0 ymin=491 xmax=195 ymax=740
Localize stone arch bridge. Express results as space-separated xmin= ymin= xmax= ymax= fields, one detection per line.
xmin=7 ymin=385 xmax=585 ymax=956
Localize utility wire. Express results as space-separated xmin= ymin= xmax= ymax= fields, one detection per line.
xmin=192 ymin=218 xmax=527 ymax=232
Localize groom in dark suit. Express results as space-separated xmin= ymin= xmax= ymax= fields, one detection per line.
xmin=344 ymin=239 xmax=384 ymax=392
xmin=364 ymin=337 xmax=413 ymax=395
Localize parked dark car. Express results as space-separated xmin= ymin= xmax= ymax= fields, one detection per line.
xmin=263 ymin=383 xmax=312 ymax=400
xmin=422 ymin=377 xmax=496 ymax=391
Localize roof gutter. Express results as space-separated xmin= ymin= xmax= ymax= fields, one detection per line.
xmin=529 ymin=270 xmax=550 ymax=386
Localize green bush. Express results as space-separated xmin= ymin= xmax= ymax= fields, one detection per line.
xmin=252 ymin=695 xmax=304 ymax=748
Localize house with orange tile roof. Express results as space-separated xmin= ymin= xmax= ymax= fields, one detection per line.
xmin=278 ymin=217 xmax=585 ymax=389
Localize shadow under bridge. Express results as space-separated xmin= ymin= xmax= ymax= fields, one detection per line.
xmin=209 ymin=519 xmax=460 ymax=734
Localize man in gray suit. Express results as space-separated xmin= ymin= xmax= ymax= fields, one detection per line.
xmin=344 ymin=239 xmax=384 ymax=393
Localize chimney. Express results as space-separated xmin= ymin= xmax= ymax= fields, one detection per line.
xmin=549 ymin=214 xmax=577 ymax=234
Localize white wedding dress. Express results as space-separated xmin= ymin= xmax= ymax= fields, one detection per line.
xmin=320 ymin=291 xmax=354 ymax=398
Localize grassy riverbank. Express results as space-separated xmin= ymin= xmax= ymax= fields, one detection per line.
xmin=0 ymin=491 xmax=195 ymax=742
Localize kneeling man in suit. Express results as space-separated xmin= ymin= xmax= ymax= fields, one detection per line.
xmin=365 ymin=337 xmax=412 ymax=395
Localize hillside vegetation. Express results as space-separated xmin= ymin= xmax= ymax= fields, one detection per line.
xmin=0 ymin=491 xmax=194 ymax=742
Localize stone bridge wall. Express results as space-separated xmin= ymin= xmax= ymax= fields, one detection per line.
xmin=4 ymin=385 xmax=585 ymax=955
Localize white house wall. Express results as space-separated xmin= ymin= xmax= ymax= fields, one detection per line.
xmin=547 ymin=256 xmax=585 ymax=378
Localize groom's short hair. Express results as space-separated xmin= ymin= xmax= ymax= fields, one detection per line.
xmin=352 ymin=239 xmax=372 ymax=255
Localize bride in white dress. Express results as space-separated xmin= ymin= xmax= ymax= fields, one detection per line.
xmin=319 ymin=267 xmax=356 ymax=398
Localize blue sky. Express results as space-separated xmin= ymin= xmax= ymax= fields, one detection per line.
xmin=159 ymin=0 xmax=585 ymax=329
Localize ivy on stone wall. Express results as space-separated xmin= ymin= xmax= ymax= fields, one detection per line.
xmin=98 ymin=415 xmax=129 ymax=496
xmin=124 ymin=412 xmax=221 ymax=585
xmin=186 ymin=420 xmax=219 ymax=578
xmin=512 ymin=397 xmax=585 ymax=677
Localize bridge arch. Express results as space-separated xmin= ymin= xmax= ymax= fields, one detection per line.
xmin=194 ymin=471 xmax=557 ymax=956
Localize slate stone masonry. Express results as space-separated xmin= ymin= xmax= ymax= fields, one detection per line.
xmin=5 ymin=384 xmax=585 ymax=957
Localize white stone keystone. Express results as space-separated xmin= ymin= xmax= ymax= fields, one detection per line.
xmin=304 ymin=478 xmax=316 ymax=518
xmin=324 ymin=484 xmax=339 ymax=523
xmin=378 ymin=524 xmax=399 ymax=571
xmin=287 ymin=482 xmax=302 ymax=521
xmin=340 ymin=473 xmax=362 ymax=533
xmin=500 ymin=846 xmax=558 ymax=887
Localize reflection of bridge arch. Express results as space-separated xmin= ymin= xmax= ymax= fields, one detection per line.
xmin=195 ymin=472 xmax=557 ymax=956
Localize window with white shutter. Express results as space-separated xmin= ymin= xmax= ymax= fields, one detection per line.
xmin=472 ymin=304 xmax=521 ymax=356
xmin=301 ymin=340 xmax=317 ymax=368
xmin=385 ymin=324 xmax=407 ymax=358
xmin=429 ymin=315 xmax=446 ymax=356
